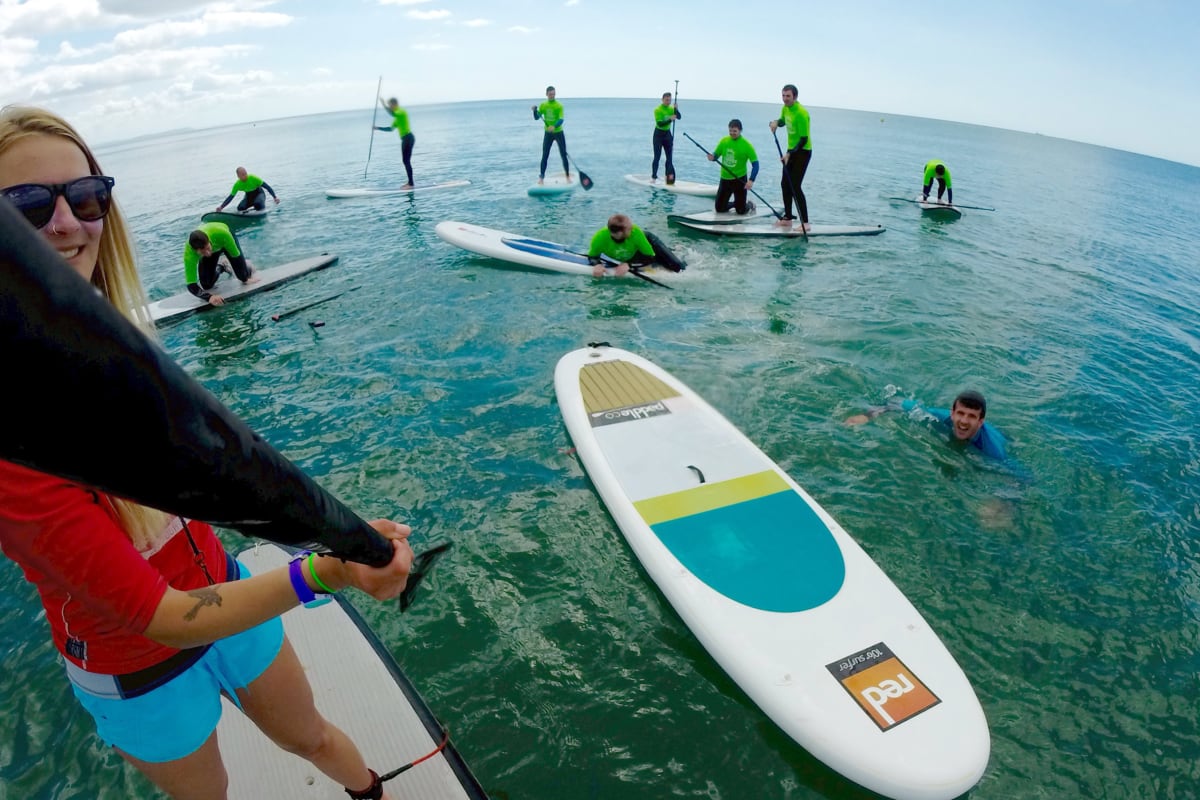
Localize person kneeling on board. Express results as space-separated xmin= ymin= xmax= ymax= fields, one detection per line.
xmin=587 ymin=214 xmax=685 ymax=278
xmin=184 ymin=221 xmax=258 ymax=306
xmin=708 ymin=119 xmax=759 ymax=216
xmin=922 ymin=159 xmax=953 ymax=204
xmin=846 ymin=389 xmax=1007 ymax=461
xmin=215 ymin=166 xmax=279 ymax=212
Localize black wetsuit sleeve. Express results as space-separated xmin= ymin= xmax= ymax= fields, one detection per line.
xmin=261 ymin=182 xmax=277 ymax=199
xmin=219 ymin=194 xmax=235 ymax=207
xmin=186 ymin=282 xmax=211 ymax=301
xmin=0 ymin=199 xmax=392 ymax=566
xmin=790 ymin=137 xmax=808 ymax=155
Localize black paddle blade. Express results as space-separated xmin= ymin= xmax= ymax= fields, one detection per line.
xmin=578 ymin=171 xmax=593 ymax=190
xmin=399 ymin=541 xmax=452 ymax=611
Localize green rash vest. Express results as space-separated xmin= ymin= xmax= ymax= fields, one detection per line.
xmin=654 ymin=103 xmax=678 ymax=131
xmin=389 ymin=106 xmax=411 ymax=137
xmin=183 ymin=221 xmax=241 ymax=284
xmin=536 ymin=100 xmax=564 ymax=133
xmin=713 ymin=136 xmax=758 ymax=180
xmin=777 ymin=102 xmax=812 ymax=152
xmin=587 ymin=225 xmax=655 ymax=263
xmin=923 ymin=160 xmax=952 ymax=187
xmin=229 ymin=174 xmax=264 ymax=195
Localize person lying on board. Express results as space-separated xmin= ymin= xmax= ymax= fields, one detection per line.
xmin=0 ymin=104 xmax=410 ymax=800
xmin=587 ymin=213 xmax=671 ymax=278
xmin=184 ymin=220 xmax=258 ymax=305
xmin=708 ymin=119 xmax=759 ymax=216
xmin=215 ymin=166 xmax=279 ymax=212
xmin=846 ymin=389 xmax=1008 ymax=461
xmin=922 ymin=159 xmax=953 ymax=204
xmin=651 ymin=91 xmax=681 ymax=184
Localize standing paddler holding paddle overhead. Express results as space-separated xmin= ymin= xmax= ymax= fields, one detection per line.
xmin=376 ymin=96 xmax=415 ymax=189
xmin=922 ymin=159 xmax=953 ymax=204
xmin=651 ymin=91 xmax=681 ymax=184
xmin=0 ymin=104 xmax=413 ymax=800
xmin=532 ymin=85 xmax=570 ymax=185
xmin=768 ymin=83 xmax=813 ymax=233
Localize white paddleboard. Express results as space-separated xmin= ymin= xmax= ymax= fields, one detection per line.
xmin=672 ymin=218 xmax=885 ymax=237
xmin=527 ymin=175 xmax=576 ymax=196
xmin=435 ymin=221 xmax=665 ymax=281
xmin=555 ymin=345 xmax=990 ymax=800
xmin=325 ymin=180 xmax=471 ymax=199
xmin=624 ymin=174 xmax=718 ymax=198
xmin=915 ymin=195 xmax=963 ymax=219
xmin=201 ymin=207 xmax=272 ymax=225
xmin=666 ymin=207 xmax=770 ymax=225
xmin=146 ymin=253 xmax=339 ymax=325
xmin=218 ymin=543 xmax=487 ymax=800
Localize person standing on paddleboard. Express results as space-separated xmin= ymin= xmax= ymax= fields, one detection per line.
xmin=0 ymin=105 xmax=412 ymax=800
xmin=183 ymin=220 xmax=258 ymax=306
xmin=708 ymin=119 xmax=759 ymax=216
xmin=768 ymin=84 xmax=813 ymax=233
xmin=922 ymin=159 xmax=953 ymax=204
xmin=533 ymin=85 xmax=570 ymax=185
xmin=845 ymin=389 xmax=1007 ymax=460
xmin=376 ymin=97 xmax=416 ymax=189
xmin=215 ymin=166 xmax=279 ymax=213
xmin=651 ymin=92 xmax=681 ymax=184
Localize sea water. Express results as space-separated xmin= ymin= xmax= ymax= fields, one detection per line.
xmin=1 ymin=98 xmax=1198 ymax=799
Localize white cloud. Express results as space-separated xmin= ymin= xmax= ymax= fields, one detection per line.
xmin=565 ymin=0 xmax=581 ymax=5
xmin=378 ymin=0 xmax=430 ymax=4
xmin=311 ymin=66 xmax=332 ymax=77
xmin=112 ymin=9 xmax=291 ymax=51
xmin=412 ymin=42 xmax=448 ymax=51
xmin=508 ymin=25 xmax=537 ymax=34
xmin=461 ymin=18 xmax=490 ymax=28
xmin=407 ymin=9 xmax=450 ymax=21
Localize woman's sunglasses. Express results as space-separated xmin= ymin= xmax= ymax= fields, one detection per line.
xmin=1 ymin=175 xmax=115 ymax=229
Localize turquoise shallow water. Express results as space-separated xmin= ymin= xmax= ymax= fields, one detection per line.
xmin=2 ymin=98 xmax=1199 ymax=799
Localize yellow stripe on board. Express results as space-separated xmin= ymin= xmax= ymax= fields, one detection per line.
xmin=634 ymin=470 xmax=791 ymax=526
xmin=580 ymin=359 xmax=680 ymax=415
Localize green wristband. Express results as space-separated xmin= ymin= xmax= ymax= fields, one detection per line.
xmin=307 ymin=553 xmax=337 ymax=594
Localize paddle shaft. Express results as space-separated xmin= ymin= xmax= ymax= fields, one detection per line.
xmin=564 ymin=151 xmax=593 ymax=190
xmin=772 ymin=130 xmax=806 ymax=240
xmin=271 ymin=286 xmax=360 ymax=322
xmin=682 ymin=132 xmax=784 ymax=219
xmin=364 ymin=75 xmax=383 ymax=179
xmin=889 ymin=196 xmax=995 ymax=212
xmin=594 ymin=253 xmax=672 ymax=289
xmin=672 ymin=80 xmax=679 ymax=142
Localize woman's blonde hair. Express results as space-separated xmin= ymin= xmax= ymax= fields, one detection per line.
xmin=0 ymin=105 xmax=168 ymax=549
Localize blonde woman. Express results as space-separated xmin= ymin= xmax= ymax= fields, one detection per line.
xmin=0 ymin=105 xmax=409 ymax=800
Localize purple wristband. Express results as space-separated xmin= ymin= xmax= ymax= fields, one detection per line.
xmin=288 ymin=552 xmax=318 ymax=605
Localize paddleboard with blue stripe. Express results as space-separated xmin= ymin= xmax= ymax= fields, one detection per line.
xmin=554 ymin=344 xmax=989 ymax=800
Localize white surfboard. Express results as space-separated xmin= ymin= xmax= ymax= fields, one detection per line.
xmin=146 ymin=253 xmax=339 ymax=325
xmin=666 ymin=207 xmax=770 ymax=225
xmin=201 ymin=207 xmax=272 ymax=225
xmin=555 ymin=345 xmax=990 ymax=800
xmin=435 ymin=221 xmax=670 ymax=281
xmin=218 ymin=543 xmax=487 ymax=800
xmin=671 ymin=218 xmax=885 ymax=237
xmin=915 ymin=195 xmax=963 ymax=219
xmin=325 ymin=180 xmax=471 ymax=199
xmin=624 ymin=174 xmax=718 ymax=198
xmin=527 ymin=175 xmax=576 ymax=196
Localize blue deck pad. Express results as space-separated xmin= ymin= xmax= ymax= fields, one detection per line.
xmin=651 ymin=490 xmax=846 ymax=612
xmin=502 ymin=238 xmax=591 ymax=265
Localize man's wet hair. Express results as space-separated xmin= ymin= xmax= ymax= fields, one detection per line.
xmin=188 ymin=230 xmax=210 ymax=250
xmin=953 ymin=390 xmax=987 ymax=417
xmin=728 ymin=119 xmax=742 ymax=130
xmin=935 ymin=164 xmax=945 ymax=175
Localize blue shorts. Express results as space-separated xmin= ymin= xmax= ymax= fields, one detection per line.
xmin=68 ymin=565 xmax=284 ymax=763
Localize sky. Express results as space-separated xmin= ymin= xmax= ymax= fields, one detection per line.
xmin=1 ymin=0 xmax=1198 ymax=166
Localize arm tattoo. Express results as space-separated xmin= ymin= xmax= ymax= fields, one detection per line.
xmin=183 ymin=586 xmax=223 ymax=621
